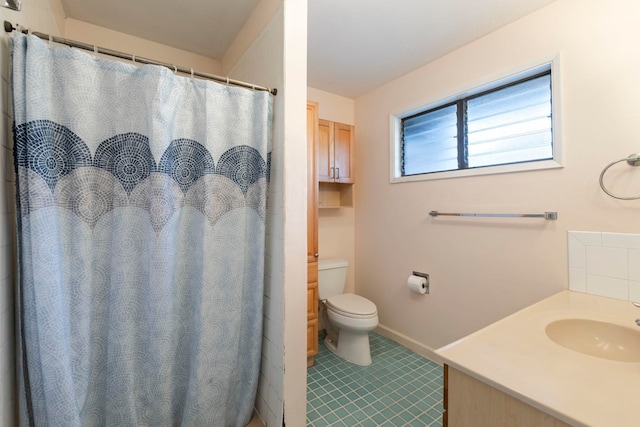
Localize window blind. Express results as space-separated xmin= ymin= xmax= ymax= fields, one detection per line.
xmin=401 ymin=70 xmax=552 ymax=176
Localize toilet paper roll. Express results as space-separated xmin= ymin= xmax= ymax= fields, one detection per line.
xmin=407 ymin=275 xmax=427 ymax=294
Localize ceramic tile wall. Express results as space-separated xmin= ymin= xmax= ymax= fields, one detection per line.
xmin=0 ymin=1 xmax=65 ymax=424
xmin=0 ymin=46 xmax=14 ymax=426
xmin=568 ymin=231 xmax=640 ymax=301
xmin=227 ymin=9 xmax=286 ymax=426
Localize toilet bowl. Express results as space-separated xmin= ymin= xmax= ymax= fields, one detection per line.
xmin=318 ymin=259 xmax=379 ymax=366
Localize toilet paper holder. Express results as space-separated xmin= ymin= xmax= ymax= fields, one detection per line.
xmin=412 ymin=271 xmax=430 ymax=294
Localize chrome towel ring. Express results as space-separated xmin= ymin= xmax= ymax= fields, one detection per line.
xmin=599 ymin=153 xmax=640 ymax=200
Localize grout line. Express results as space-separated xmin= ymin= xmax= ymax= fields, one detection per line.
xmin=307 ymin=332 xmax=444 ymax=427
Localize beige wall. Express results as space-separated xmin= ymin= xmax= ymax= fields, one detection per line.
xmin=307 ymin=87 xmax=356 ymax=294
xmin=354 ymin=0 xmax=640 ymax=353
xmin=280 ymin=1 xmax=308 ymax=424
xmin=65 ymin=19 xmax=221 ymax=74
xmin=308 ymin=87 xmax=354 ymax=125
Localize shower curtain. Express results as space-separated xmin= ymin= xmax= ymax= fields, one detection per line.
xmin=12 ymin=33 xmax=272 ymax=426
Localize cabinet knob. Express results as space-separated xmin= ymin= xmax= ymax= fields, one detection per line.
xmin=314 ymin=253 xmax=319 ymax=258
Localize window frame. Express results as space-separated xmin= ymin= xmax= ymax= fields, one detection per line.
xmin=390 ymin=58 xmax=562 ymax=183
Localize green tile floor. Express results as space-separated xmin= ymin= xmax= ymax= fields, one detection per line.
xmin=307 ymin=332 xmax=444 ymax=426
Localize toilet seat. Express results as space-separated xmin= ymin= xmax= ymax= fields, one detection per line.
xmin=326 ymin=293 xmax=377 ymax=318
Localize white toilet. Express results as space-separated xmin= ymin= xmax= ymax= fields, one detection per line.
xmin=318 ymin=258 xmax=378 ymax=366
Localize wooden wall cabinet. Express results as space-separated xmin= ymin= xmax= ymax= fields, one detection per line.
xmin=443 ymin=365 xmax=571 ymax=427
xmin=306 ymin=103 xmax=357 ymax=365
xmin=306 ymin=101 xmax=320 ymax=367
xmin=317 ymin=119 xmax=355 ymax=208
xmin=318 ymin=119 xmax=354 ymax=184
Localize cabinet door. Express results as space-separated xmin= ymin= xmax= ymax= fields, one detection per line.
xmin=306 ymin=102 xmax=320 ymax=367
xmin=446 ymin=365 xmax=572 ymax=427
xmin=333 ymin=122 xmax=354 ymax=183
xmin=307 ymin=262 xmax=319 ymax=366
xmin=317 ymin=119 xmax=334 ymax=183
xmin=307 ymin=281 xmax=318 ymax=320
xmin=307 ymin=317 xmax=319 ymax=362
xmin=307 ymin=102 xmax=319 ymax=262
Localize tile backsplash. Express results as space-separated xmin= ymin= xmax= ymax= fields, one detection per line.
xmin=568 ymin=231 xmax=640 ymax=301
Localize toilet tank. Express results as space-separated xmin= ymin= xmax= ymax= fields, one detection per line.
xmin=317 ymin=258 xmax=348 ymax=300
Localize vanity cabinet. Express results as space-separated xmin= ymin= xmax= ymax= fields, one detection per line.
xmin=443 ymin=365 xmax=571 ymax=427
xmin=306 ymin=101 xmax=319 ymax=367
xmin=318 ymin=119 xmax=354 ymax=184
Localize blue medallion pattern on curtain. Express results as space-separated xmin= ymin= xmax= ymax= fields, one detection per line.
xmin=11 ymin=33 xmax=272 ymax=426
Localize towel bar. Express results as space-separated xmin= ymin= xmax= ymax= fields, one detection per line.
xmin=428 ymin=211 xmax=557 ymax=220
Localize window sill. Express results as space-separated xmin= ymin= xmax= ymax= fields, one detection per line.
xmin=390 ymin=158 xmax=563 ymax=184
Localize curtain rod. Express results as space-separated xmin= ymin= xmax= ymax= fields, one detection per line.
xmin=3 ymin=20 xmax=277 ymax=96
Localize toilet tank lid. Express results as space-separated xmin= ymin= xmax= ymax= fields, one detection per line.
xmin=318 ymin=258 xmax=348 ymax=270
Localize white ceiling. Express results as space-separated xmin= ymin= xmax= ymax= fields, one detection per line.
xmin=59 ymin=0 xmax=558 ymax=99
xmin=59 ymin=0 xmax=261 ymax=60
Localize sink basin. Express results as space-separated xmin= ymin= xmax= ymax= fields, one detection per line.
xmin=545 ymin=318 xmax=640 ymax=362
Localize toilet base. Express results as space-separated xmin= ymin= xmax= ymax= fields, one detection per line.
xmin=324 ymin=330 xmax=372 ymax=366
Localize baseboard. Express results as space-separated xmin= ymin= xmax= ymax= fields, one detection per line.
xmin=375 ymin=324 xmax=444 ymax=365
xmin=246 ymin=410 xmax=265 ymax=427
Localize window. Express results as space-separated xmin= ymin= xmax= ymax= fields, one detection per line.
xmin=393 ymin=63 xmax=560 ymax=182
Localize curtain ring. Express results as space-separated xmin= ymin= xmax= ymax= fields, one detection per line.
xmin=93 ymin=45 xmax=98 ymax=55
xmin=173 ymin=65 xmax=177 ymax=74
xmin=226 ymin=77 xmax=229 ymax=86
xmin=190 ymin=68 xmax=194 ymax=78
xmin=132 ymin=54 xmax=136 ymax=64
xmin=48 ymin=34 xmax=53 ymax=45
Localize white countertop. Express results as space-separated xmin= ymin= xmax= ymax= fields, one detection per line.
xmin=436 ymin=290 xmax=640 ymax=427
